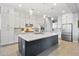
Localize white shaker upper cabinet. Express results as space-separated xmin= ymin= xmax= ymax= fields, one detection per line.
xmin=19 ymin=13 xmax=26 ymax=28
xmin=14 ymin=11 xmax=20 ymax=28
xmin=14 ymin=11 xmax=26 ymax=28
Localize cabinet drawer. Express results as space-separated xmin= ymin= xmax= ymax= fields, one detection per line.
xmin=27 ymin=39 xmax=41 ymax=46
xmin=26 ymin=43 xmax=41 ymax=56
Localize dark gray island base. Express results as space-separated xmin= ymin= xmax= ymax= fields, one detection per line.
xmin=18 ymin=35 xmax=58 ymax=56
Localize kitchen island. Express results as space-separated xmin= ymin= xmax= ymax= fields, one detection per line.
xmin=18 ymin=32 xmax=58 ymax=56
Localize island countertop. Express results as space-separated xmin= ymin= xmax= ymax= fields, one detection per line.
xmin=18 ymin=32 xmax=58 ymax=42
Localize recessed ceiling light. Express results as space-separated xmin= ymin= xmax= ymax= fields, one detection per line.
xmin=51 ymin=17 xmax=54 ymax=20
xmin=18 ymin=4 xmax=22 ymax=7
xmin=29 ymin=9 xmax=33 ymax=15
xmin=62 ymin=10 xmax=65 ymax=13
xmin=53 ymin=3 xmax=56 ymax=6
xmin=43 ymin=15 xmax=46 ymax=18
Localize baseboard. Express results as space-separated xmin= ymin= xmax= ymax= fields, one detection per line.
xmin=73 ymin=40 xmax=78 ymax=43
xmin=0 ymin=42 xmax=18 ymax=47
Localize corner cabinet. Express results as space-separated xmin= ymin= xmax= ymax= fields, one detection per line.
xmin=18 ymin=35 xmax=58 ymax=56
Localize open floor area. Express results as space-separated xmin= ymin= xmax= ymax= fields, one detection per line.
xmin=0 ymin=40 xmax=79 ymax=56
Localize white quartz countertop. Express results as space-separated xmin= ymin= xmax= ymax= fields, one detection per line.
xmin=18 ymin=32 xmax=58 ymax=42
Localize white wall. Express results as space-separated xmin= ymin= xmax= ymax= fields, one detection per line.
xmin=58 ymin=16 xmax=62 ymax=39
xmin=72 ymin=13 xmax=79 ymax=43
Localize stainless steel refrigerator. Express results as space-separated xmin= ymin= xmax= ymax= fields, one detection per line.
xmin=61 ymin=23 xmax=73 ymax=42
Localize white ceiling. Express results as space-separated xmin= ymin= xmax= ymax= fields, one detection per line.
xmin=0 ymin=3 xmax=79 ymax=17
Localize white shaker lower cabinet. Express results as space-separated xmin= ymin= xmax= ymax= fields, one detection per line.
xmin=1 ymin=29 xmax=8 ymax=45
xmin=1 ymin=29 xmax=14 ymax=45
xmin=8 ymin=28 xmax=15 ymax=44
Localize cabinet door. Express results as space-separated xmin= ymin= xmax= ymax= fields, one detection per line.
xmin=19 ymin=14 xmax=26 ymax=28
xmin=1 ymin=7 xmax=9 ymax=45
xmin=1 ymin=29 xmax=14 ymax=45
xmin=1 ymin=29 xmax=9 ymax=45
xmin=26 ymin=40 xmax=41 ymax=56
xmin=41 ymin=38 xmax=52 ymax=51
xmin=14 ymin=11 xmax=20 ymax=27
xmin=14 ymin=11 xmax=26 ymax=28
xmin=8 ymin=9 xmax=15 ymax=43
xmin=41 ymin=35 xmax=58 ymax=51
xmin=27 ymin=43 xmax=41 ymax=56
xmin=1 ymin=7 xmax=14 ymax=45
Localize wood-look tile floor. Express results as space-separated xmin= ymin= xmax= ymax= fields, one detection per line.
xmin=49 ymin=40 xmax=79 ymax=56
xmin=0 ymin=44 xmax=18 ymax=56
xmin=0 ymin=40 xmax=79 ymax=56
